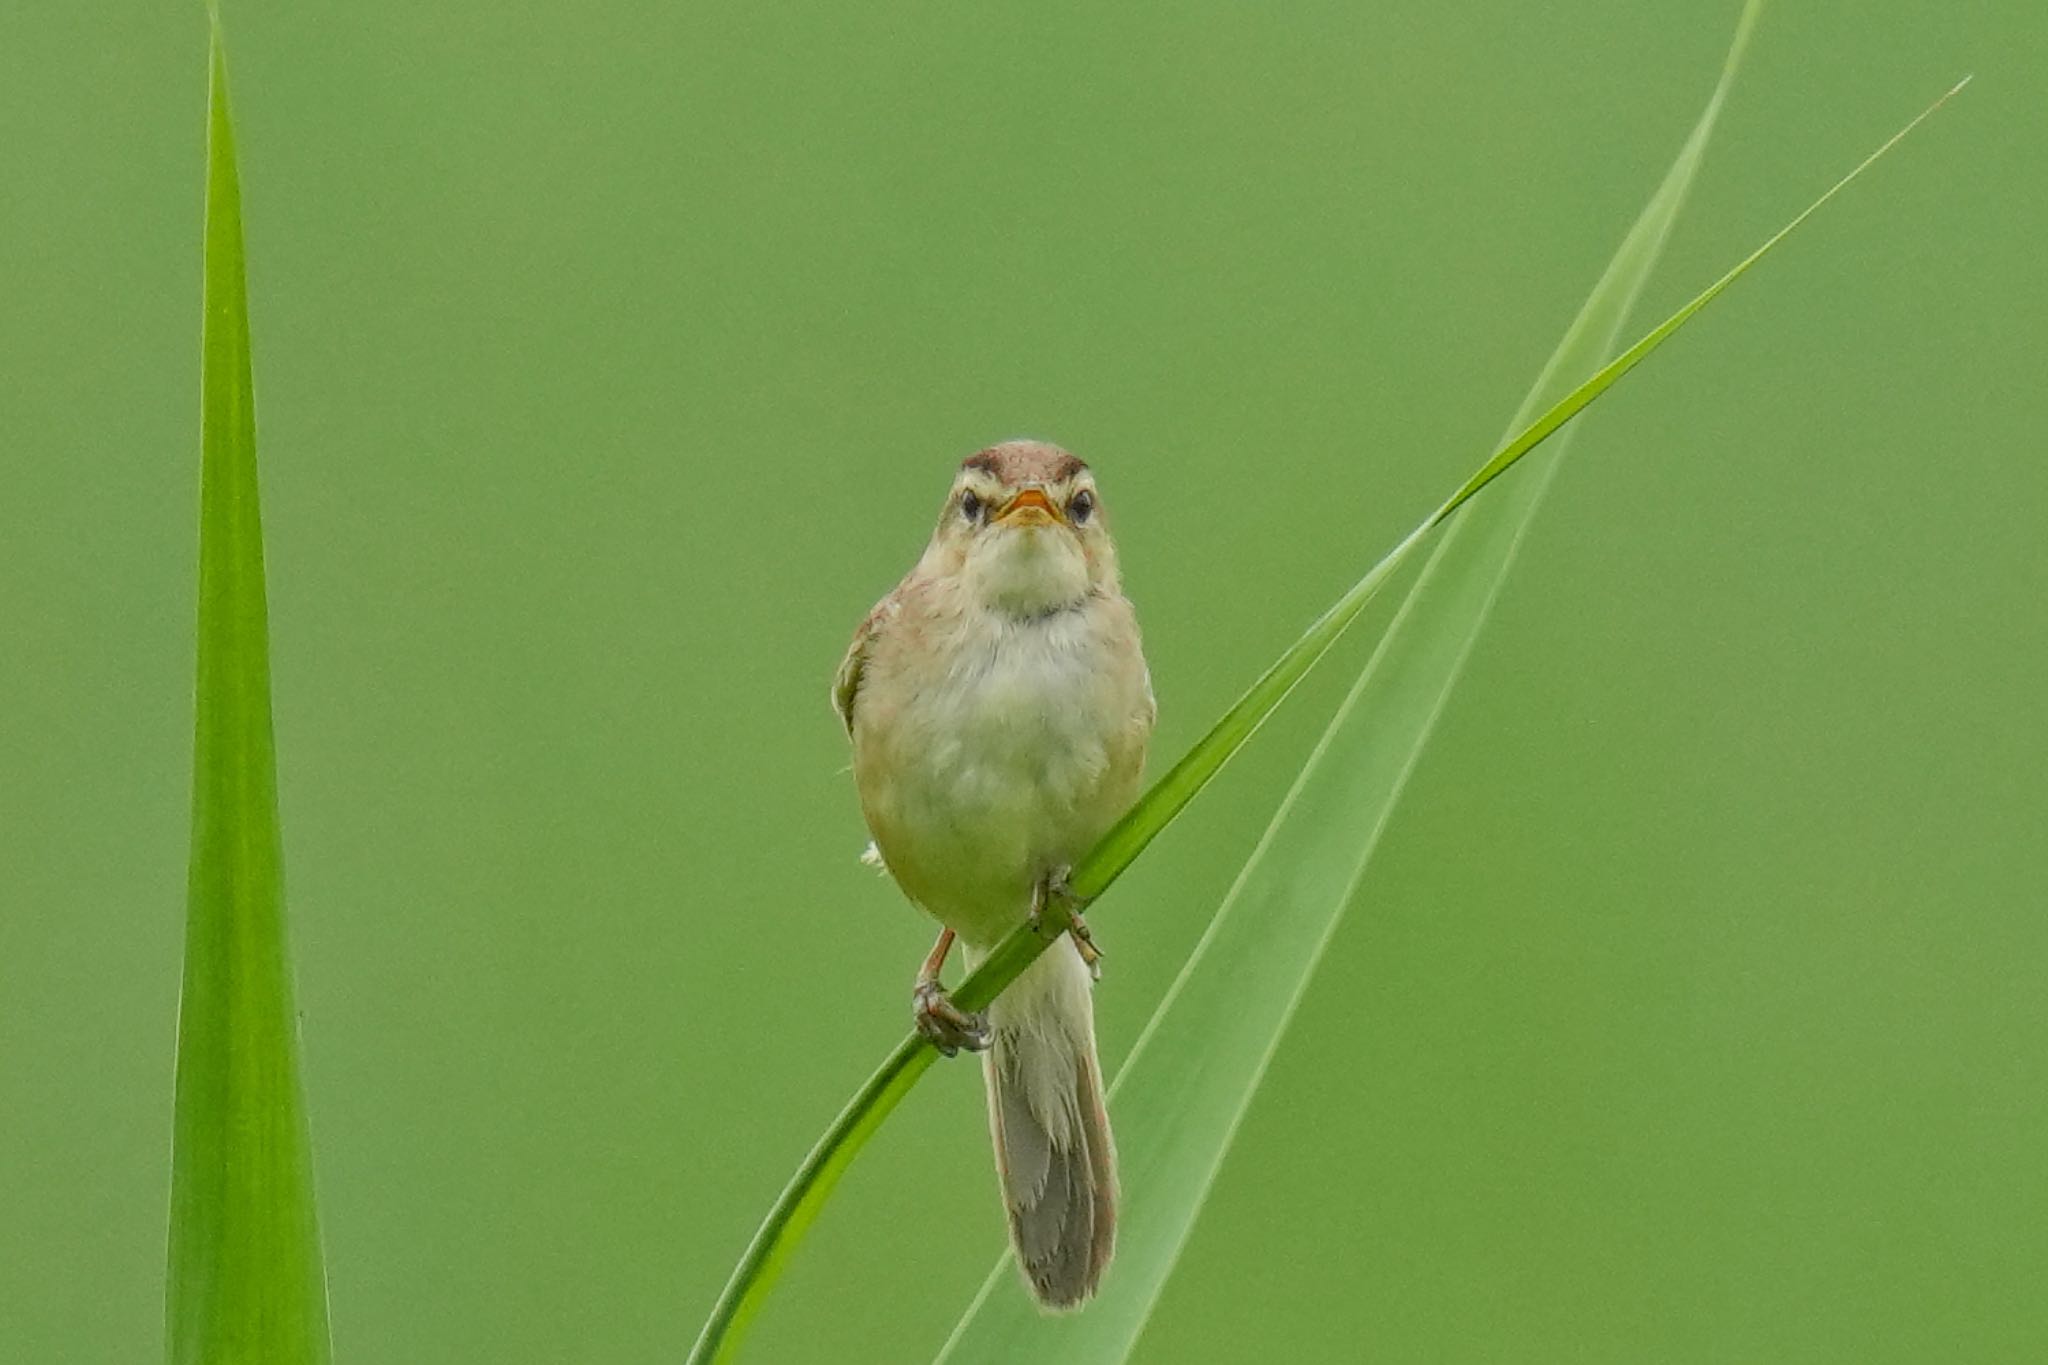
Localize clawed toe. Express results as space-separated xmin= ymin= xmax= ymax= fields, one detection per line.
xmin=1068 ymin=911 xmax=1103 ymax=980
xmin=1028 ymin=867 xmax=1104 ymax=980
xmin=1027 ymin=864 xmax=1079 ymax=936
xmin=913 ymin=980 xmax=991 ymax=1056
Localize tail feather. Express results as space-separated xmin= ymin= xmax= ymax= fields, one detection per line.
xmin=982 ymin=941 xmax=1117 ymax=1309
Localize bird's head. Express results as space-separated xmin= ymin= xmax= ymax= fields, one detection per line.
xmin=921 ymin=440 xmax=1119 ymax=619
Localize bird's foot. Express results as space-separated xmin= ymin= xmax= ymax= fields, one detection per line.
xmin=1068 ymin=911 xmax=1103 ymax=981
xmin=913 ymin=980 xmax=990 ymax=1057
xmin=1029 ymin=866 xmax=1103 ymax=980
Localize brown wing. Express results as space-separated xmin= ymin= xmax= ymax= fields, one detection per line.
xmin=831 ymin=591 xmax=894 ymax=734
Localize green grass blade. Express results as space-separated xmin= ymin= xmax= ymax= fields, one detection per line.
xmin=165 ymin=23 xmax=334 ymax=1365
xmin=934 ymin=8 xmax=1764 ymax=1357
xmin=686 ymin=58 xmax=1964 ymax=1365
xmin=1073 ymin=69 xmax=1971 ymax=907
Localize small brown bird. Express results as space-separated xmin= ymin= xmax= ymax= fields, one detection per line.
xmin=833 ymin=440 xmax=1155 ymax=1308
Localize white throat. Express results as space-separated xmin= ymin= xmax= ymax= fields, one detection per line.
xmin=967 ymin=526 xmax=1090 ymax=619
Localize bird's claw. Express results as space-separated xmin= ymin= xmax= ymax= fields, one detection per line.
xmin=913 ymin=980 xmax=990 ymax=1057
xmin=1029 ymin=865 xmax=1104 ymax=980
xmin=1069 ymin=912 xmax=1104 ymax=981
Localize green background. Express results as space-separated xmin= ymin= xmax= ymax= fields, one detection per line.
xmin=4 ymin=2 xmax=2042 ymax=1361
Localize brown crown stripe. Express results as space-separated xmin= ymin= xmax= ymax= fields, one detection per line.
xmin=961 ymin=441 xmax=1089 ymax=485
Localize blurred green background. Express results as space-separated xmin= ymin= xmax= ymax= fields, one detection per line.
xmin=4 ymin=1 xmax=2043 ymax=1361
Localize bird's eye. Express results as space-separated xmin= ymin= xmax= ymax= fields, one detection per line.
xmin=1068 ymin=489 xmax=1096 ymax=525
xmin=959 ymin=490 xmax=983 ymax=522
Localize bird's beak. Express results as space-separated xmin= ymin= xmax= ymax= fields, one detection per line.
xmin=995 ymin=488 xmax=1064 ymax=528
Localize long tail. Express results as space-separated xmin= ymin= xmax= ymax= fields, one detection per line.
xmin=975 ymin=937 xmax=1116 ymax=1309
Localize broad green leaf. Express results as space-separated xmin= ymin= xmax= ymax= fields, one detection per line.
xmin=684 ymin=49 xmax=1966 ymax=1364
xmin=934 ymin=7 xmax=1763 ymax=1358
xmin=166 ymin=22 xmax=333 ymax=1365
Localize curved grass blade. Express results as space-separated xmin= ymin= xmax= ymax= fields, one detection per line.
xmin=935 ymin=7 xmax=1769 ymax=1356
xmin=685 ymin=65 xmax=1968 ymax=1365
xmin=165 ymin=22 xmax=334 ymax=1365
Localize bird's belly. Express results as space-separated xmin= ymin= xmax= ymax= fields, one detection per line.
xmin=857 ymin=629 xmax=1138 ymax=947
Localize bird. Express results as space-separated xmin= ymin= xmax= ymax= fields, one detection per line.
xmin=832 ymin=439 xmax=1155 ymax=1309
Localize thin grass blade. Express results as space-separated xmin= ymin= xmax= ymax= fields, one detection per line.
xmin=686 ymin=56 xmax=1965 ymax=1365
xmin=1073 ymin=70 xmax=1971 ymax=907
xmin=934 ymin=7 xmax=1767 ymax=1357
xmin=165 ymin=23 xmax=334 ymax=1365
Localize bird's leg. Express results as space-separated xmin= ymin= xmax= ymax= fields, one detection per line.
xmin=1029 ymin=865 xmax=1104 ymax=981
xmin=911 ymin=926 xmax=990 ymax=1057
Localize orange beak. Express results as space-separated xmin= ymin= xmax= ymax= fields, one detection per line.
xmin=995 ymin=487 xmax=1063 ymax=527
